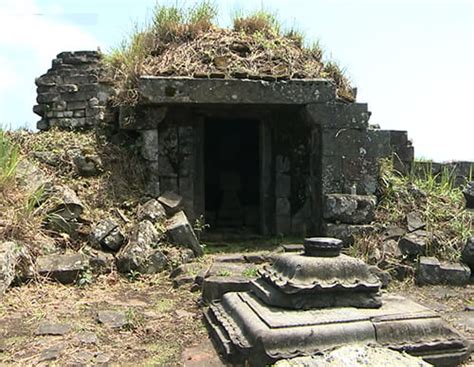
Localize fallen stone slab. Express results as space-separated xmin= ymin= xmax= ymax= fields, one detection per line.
xmin=35 ymin=252 xmax=89 ymax=284
xmin=173 ymin=275 xmax=195 ymax=288
xmin=202 ymin=276 xmax=251 ymax=303
xmin=47 ymin=186 xmax=84 ymax=221
xmin=158 ymin=191 xmax=183 ymax=215
xmin=35 ymin=321 xmax=72 ymax=336
xmin=398 ymin=230 xmax=429 ymax=257
xmin=281 ymin=244 xmax=304 ymax=253
xmin=323 ymin=223 xmax=376 ymax=246
xmin=137 ymin=199 xmax=166 ymax=223
xmin=38 ymin=345 xmax=64 ymax=362
xmin=116 ymin=220 xmax=168 ymax=274
xmin=0 ymin=242 xmax=23 ymax=297
xmin=213 ymin=254 xmax=245 ymax=263
xmin=76 ymin=331 xmax=98 ymax=345
xmin=406 ymin=211 xmax=425 ymax=232
xmin=274 ymin=345 xmax=431 ymax=367
xmin=96 ymin=310 xmax=127 ymax=329
xmin=323 ymin=194 xmax=376 ymax=224
xmin=416 ymin=256 xmax=471 ymax=286
xmin=90 ymin=218 xmax=125 ymax=252
xmin=166 ymin=211 xmax=203 ymax=257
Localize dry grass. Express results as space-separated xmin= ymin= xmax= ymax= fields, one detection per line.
xmin=0 ymin=273 xmax=207 ymax=366
xmin=104 ymin=2 xmax=354 ymax=106
xmin=350 ymin=158 xmax=473 ymax=264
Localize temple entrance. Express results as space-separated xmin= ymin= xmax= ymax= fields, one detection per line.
xmin=204 ymin=118 xmax=260 ymax=233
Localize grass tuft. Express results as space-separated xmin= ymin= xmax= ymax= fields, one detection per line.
xmin=0 ymin=128 xmax=20 ymax=189
xmin=232 ymin=9 xmax=281 ymax=36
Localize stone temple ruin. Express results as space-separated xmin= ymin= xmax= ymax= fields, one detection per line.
xmin=32 ymin=51 xmax=472 ymax=366
xmin=34 ymin=50 xmax=413 ymax=236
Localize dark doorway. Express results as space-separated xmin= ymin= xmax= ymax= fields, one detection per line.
xmin=204 ymin=118 xmax=260 ymax=232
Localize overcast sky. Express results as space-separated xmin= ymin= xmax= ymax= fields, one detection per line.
xmin=0 ymin=0 xmax=472 ymax=161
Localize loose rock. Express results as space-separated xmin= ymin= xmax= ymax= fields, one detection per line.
xmin=158 ymin=191 xmax=183 ymax=215
xmin=416 ymin=256 xmax=471 ymax=286
xmin=35 ymin=252 xmax=90 ymax=284
xmin=461 ymin=236 xmax=474 ymax=271
xmin=137 ymin=199 xmax=166 ymax=222
xmin=406 ymin=211 xmax=425 ymax=232
xmin=96 ymin=310 xmax=127 ymax=329
xmin=35 ymin=321 xmax=71 ymax=336
xmin=90 ymin=219 xmax=124 ymax=251
xmin=166 ymin=211 xmax=203 ymax=257
xmin=398 ymin=230 xmax=429 ymax=257
xmin=323 ymin=194 xmax=376 ymax=224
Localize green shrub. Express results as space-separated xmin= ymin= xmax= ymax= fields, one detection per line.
xmin=232 ymin=9 xmax=281 ymax=36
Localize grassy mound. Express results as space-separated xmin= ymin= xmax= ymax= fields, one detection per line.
xmin=104 ymin=2 xmax=353 ymax=106
xmin=351 ymin=159 xmax=473 ymax=265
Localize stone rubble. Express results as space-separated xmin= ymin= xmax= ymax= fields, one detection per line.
xmin=0 ymin=242 xmax=23 ymax=297
xmin=416 ymin=256 xmax=471 ymax=286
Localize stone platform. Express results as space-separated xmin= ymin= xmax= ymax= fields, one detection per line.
xmin=205 ymin=292 xmax=469 ymax=366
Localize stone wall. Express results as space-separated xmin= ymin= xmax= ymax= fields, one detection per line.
xmin=33 ymin=52 xmax=416 ymax=236
xmin=34 ymin=51 xmax=111 ymax=130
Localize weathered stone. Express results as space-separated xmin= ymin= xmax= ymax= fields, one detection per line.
xmin=206 ymin=293 xmax=469 ymax=366
xmin=323 ymin=223 xmax=376 ymax=246
xmin=416 ymin=257 xmax=441 ymax=285
xmin=173 ymin=275 xmax=195 ymax=288
xmin=115 ymin=220 xmax=166 ymax=274
xmin=166 ymin=211 xmax=203 ymax=257
xmin=102 ymin=227 xmax=125 ymax=252
xmin=72 ymin=153 xmax=102 ymax=177
xmin=416 ymin=256 xmax=471 ymax=286
xmin=140 ymin=130 xmax=159 ymax=161
xmin=463 ymin=181 xmax=474 ymax=209
xmin=281 ymin=244 xmax=304 ymax=253
xmin=202 ymin=276 xmax=250 ymax=303
xmin=398 ymin=230 xmax=429 ymax=257
xmin=71 ymin=350 xmax=94 ymax=364
xmin=89 ymin=252 xmax=115 ymax=274
xmin=119 ymin=105 xmax=168 ymax=130
xmin=406 ymin=211 xmax=425 ymax=232
xmin=158 ymin=191 xmax=183 ymax=215
xmin=0 ymin=242 xmax=23 ymax=297
xmin=461 ymin=236 xmax=474 ymax=270
xmin=382 ymin=226 xmax=406 ymax=240
xmin=47 ymin=186 xmax=84 ymax=221
xmin=76 ymin=331 xmax=98 ymax=345
xmin=90 ymin=219 xmax=119 ymax=248
xmin=95 ymin=352 xmax=112 ymax=364
xmin=137 ymin=199 xmax=166 ymax=223
xmin=382 ymin=239 xmax=403 ymax=258
xmin=138 ymin=77 xmax=336 ymax=105
xmin=96 ymin=310 xmax=127 ymax=329
xmin=35 ymin=252 xmax=89 ymax=284
xmin=31 ymin=151 xmax=60 ymax=167
xmin=274 ymin=345 xmax=431 ymax=367
xmin=213 ymin=254 xmax=245 ymax=263
xmin=38 ymin=346 xmax=63 ymax=362
xmin=35 ymin=321 xmax=71 ymax=336
xmin=323 ymin=194 xmax=376 ymax=224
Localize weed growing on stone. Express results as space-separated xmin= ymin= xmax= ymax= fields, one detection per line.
xmin=363 ymin=158 xmax=473 ymax=262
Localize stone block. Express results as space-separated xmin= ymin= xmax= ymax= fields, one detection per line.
xmin=322 ymin=128 xmax=391 ymax=158
xmin=166 ymin=211 xmax=203 ymax=257
xmin=399 ymin=231 xmax=429 ymax=257
xmin=276 ymin=197 xmax=291 ymax=216
xmin=306 ymin=102 xmax=370 ymax=129
xmin=323 ymin=223 xmax=376 ymax=246
xmin=35 ymin=252 xmax=90 ymax=284
xmin=138 ymin=77 xmax=336 ymax=105
xmin=158 ymin=191 xmax=183 ymax=215
xmin=140 ymin=130 xmax=159 ymax=161
xmin=116 ymin=220 xmax=168 ymax=274
xmin=341 ymin=156 xmax=379 ymax=195
xmin=202 ymin=276 xmax=250 ymax=303
xmin=323 ymin=194 xmax=376 ymax=224
xmin=119 ymin=105 xmax=167 ymax=130
xmin=137 ymin=199 xmax=166 ymax=223
xmin=417 ymin=257 xmax=471 ymax=286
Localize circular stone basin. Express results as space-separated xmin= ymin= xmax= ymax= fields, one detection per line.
xmin=304 ymin=237 xmax=343 ymax=257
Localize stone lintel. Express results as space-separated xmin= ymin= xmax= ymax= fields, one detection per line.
xmin=138 ymin=76 xmax=336 ymax=105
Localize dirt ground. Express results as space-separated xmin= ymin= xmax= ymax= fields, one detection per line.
xmin=0 ymin=263 xmax=473 ymax=366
